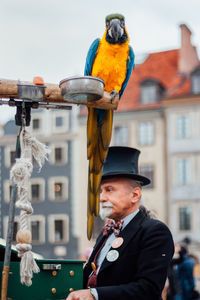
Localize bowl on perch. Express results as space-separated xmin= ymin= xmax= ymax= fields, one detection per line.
xmin=59 ymin=76 xmax=105 ymax=103
xmin=17 ymin=83 xmax=46 ymax=102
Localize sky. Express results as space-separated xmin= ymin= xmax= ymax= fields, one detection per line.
xmin=0 ymin=0 xmax=200 ymax=124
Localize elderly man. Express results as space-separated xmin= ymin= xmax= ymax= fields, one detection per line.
xmin=66 ymin=146 xmax=174 ymax=300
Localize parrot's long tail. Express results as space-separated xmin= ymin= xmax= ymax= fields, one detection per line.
xmin=87 ymin=107 xmax=113 ymax=239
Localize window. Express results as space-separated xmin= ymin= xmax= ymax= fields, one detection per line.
xmin=48 ymin=215 xmax=69 ymax=243
xmin=140 ymin=165 xmax=154 ymax=188
xmin=177 ymin=158 xmax=191 ymax=185
xmin=192 ymin=75 xmax=200 ymax=94
xmin=10 ymin=151 xmax=16 ymax=165
xmin=31 ymin=221 xmax=40 ymax=241
xmin=141 ymin=85 xmax=157 ymax=104
xmin=13 ymin=221 xmax=19 ymax=242
xmin=32 ymin=118 xmax=40 ymax=130
xmin=31 ymin=184 xmax=40 ymax=200
xmin=52 ymin=112 xmax=69 ymax=133
xmin=55 ymin=147 xmax=63 ymax=163
xmin=138 ymin=122 xmax=154 ymax=146
xmin=176 ymin=115 xmax=190 ymax=139
xmin=191 ymin=68 xmax=200 ymax=94
xmin=29 ymin=215 xmax=45 ymax=244
xmin=4 ymin=180 xmax=13 ymax=203
xmin=50 ymin=143 xmax=68 ymax=165
xmin=55 ymin=220 xmax=64 ymax=241
xmin=140 ymin=79 xmax=164 ymax=104
xmin=3 ymin=216 xmax=19 ymax=241
xmin=30 ymin=179 xmax=45 ymax=202
xmin=179 ymin=207 xmax=192 ymax=231
xmin=4 ymin=145 xmax=16 ymax=168
xmin=54 ymin=183 xmax=63 ymax=199
xmin=55 ymin=116 xmax=63 ymax=127
xmin=48 ymin=177 xmax=68 ymax=201
xmin=31 ymin=113 xmax=43 ymax=133
xmin=114 ymin=125 xmax=129 ymax=146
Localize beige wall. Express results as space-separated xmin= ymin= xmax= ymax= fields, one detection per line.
xmin=112 ymin=110 xmax=167 ymax=222
xmin=164 ymin=100 xmax=200 ymax=259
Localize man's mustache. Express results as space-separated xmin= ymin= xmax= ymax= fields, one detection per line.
xmin=101 ymin=203 xmax=114 ymax=208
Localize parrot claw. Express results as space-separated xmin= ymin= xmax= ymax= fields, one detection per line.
xmin=110 ymin=90 xmax=118 ymax=103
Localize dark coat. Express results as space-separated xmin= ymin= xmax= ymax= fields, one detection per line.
xmin=177 ymin=254 xmax=195 ymax=300
xmin=83 ymin=210 xmax=174 ymax=300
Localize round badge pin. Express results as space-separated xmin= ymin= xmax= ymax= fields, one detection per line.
xmin=106 ymin=250 xmax=119 ymax=262
xmin=112 ymin=237 xmax=124 ymax=249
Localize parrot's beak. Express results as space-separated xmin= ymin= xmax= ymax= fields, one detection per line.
xmin=109 ymin=19 xmax=123 ymax=42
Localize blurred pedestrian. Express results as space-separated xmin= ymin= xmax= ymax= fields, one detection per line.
xmin=176 ymin=246 xmax=195 ymax=300
xmin=167 ymin=243 xmax=184 ymax=300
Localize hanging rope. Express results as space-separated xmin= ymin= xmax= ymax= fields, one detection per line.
xmin=10 ymin=125 xmax=50 ymax=286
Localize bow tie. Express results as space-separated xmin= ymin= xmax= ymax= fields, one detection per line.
xmin=103 ymin=219 xmax=124 ymax=237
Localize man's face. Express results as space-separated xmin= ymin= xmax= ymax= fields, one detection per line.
xmin=99 ymin=177 xmax=141 ymax=221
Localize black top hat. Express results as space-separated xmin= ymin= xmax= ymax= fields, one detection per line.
xmin=102 ymin=146 xmax=151 ymax=186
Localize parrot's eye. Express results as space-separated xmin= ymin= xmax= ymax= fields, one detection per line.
xmin=106 ymin=21 xmax=110 ymax=28
xmin=121 ymin=20 xmax=125 ymax=27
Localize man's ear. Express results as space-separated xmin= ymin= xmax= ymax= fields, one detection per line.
xmin=131 ymin=187 xmax=141 ymax=203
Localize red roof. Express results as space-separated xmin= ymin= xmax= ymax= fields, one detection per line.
xmin=80 ymin=48 xmax=192 ymax=116
xmin=118 ymin=49 xmax=191 ymax=112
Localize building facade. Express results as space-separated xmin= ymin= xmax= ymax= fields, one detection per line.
xmin=0 ymin=107 xmax=79 ymax=259
xmin=162 ymin=25 xmax=200 ymax=258
xmin=164 ymin=93 xmax=200 ymax=256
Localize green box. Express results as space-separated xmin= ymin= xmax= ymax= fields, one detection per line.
xmin=0 ymin=242 xmax=85 ymax=300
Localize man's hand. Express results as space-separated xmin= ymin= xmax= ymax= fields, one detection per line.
xmin=66 ymin=289 xmax=94 ymax=300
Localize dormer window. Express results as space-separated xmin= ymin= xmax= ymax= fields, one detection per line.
xmin=140 ymin=79 xmax=164 ymax=104
xmin=191 ymin=68 xmax=200 ymax=94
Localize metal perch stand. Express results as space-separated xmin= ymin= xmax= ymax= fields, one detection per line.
xmin=0 ymin=76 xmax=119 ymax=299
xmin=1 ymin=122 xmax=21 ymax=300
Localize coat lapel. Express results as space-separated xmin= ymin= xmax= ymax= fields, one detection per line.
xmin=98 ymin=210 xmax=145 ymax=274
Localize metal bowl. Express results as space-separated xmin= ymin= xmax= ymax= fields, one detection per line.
xmin=17 ymin=83 xmax=46 ymax=102
xmin=59 ymin=76 xmax=105 ymax=103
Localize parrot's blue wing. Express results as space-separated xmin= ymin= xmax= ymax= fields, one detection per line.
xmin=84 ymin=38 xmax=105 ymax=126
xmin=119 ymin=45 xmax=135 ymax=99
xmin=84 ymin=38 xmax=100 ymax=76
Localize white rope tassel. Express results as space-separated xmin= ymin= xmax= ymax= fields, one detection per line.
xmin=10 ymin=127 xmax=50 ymax=286
xmin=16 ymin=243 xmax=40 ymax=286
xmin=22 ymin=129 xmax=50 ymax=171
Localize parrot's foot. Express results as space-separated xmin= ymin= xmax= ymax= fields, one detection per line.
xmin=110 ymin=90 xmax=118 ymax=103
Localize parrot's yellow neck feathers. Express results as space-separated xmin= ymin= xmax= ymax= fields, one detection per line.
xmin=91 ymin=27 xmax=130 ymax=93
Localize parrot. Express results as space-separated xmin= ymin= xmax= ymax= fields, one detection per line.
xmin=84 ymin=13 xmax=135 ymax=239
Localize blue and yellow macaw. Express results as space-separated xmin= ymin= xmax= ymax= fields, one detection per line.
xmin=84 ymin=13 xmax=135 ymax=239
